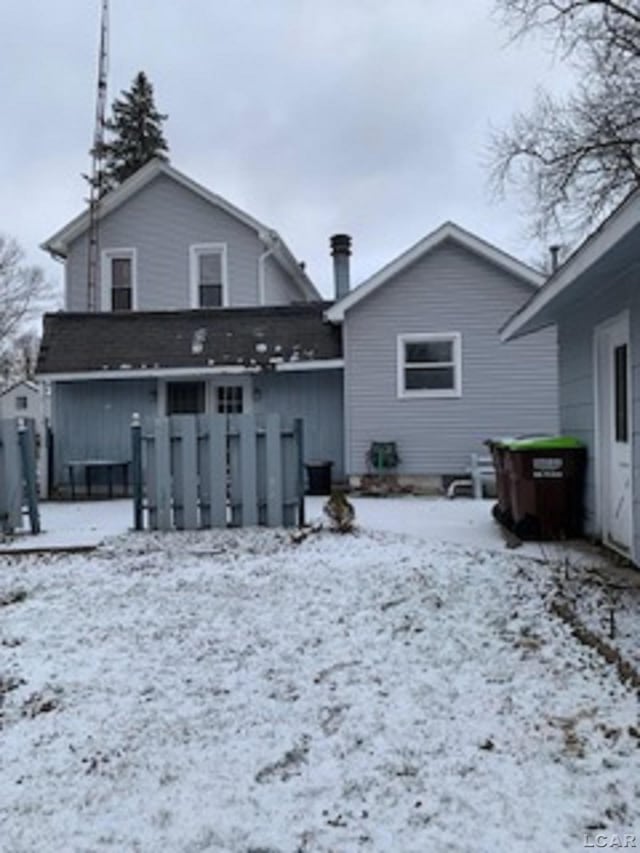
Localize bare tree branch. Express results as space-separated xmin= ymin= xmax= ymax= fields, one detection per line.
xmin=489 ymin=0 xmax=640 ymax=241
xmin=0 ymin=235 xmax=49 ymax=362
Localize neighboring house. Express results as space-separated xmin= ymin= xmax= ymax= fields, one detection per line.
xmin=38 ymin=159 xmax=343 ymax=492
xmin=0 ymin=379 xmax=43 ymax=423
xmin=502 ymin=191 xmax=640 ymax=565
xmin=325 ymin=223 xmax=559 ymax=487
xmin=0 ymin=379 xmax=49 ymax=495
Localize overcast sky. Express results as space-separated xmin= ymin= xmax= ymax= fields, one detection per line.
xmin=1 ymin=0 xmax=569 ymax=301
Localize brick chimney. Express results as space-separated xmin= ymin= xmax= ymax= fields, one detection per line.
xmin=331 ymin=234 xmax=352 ymax=301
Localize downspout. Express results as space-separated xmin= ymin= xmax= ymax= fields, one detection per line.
xmin=258 ymin=232 xmax=279 ymax=306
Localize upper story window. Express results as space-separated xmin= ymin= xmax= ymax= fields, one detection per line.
xmin=190 ymin=244 xmax=227 ymax=308
xmin=397 ymin=332 xmax=462 ymax=399
xmin=101 ymin=248 xmax=137 ymax=312
xmin=15 ymin=396 xmax=28 ymax=411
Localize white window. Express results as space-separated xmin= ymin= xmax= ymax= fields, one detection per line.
xmin=101 ymin=248 xmax=137 ymax=311
xmin=190 ymin=244 xmax=228 ymax=308
xmin=397 ymin=333 xmax=462 ymax=398
xmin=216 ymin=385 xmax=244 ymax=414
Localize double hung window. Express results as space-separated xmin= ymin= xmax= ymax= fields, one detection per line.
xmin=397 ymin=333 xmax=462 ymax=398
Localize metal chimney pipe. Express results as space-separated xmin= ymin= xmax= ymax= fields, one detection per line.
xmin=549 ymin=244 xmax=561 ymax=273
xmin=330 ymin=234 xmax=352 ymax=301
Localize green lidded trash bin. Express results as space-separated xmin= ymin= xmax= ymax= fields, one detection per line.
xmin=503 ymin=435 xmax=586 ymax=540
xmin=305 ymin=460 xmax=333 ymax=496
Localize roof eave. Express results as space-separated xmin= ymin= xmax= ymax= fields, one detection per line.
xmin=326 ymin=221 xmax=543 ymax=323
xmin=501 ymin=188 xmax=640 ymax=342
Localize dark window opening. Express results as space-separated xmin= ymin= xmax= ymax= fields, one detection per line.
xmin=167 ymin=381 xmax=206 ymax=415
xmin=614 ymin=344 xmax=629 ymax=443
xmin=198 ymin=253 xmax=223 ymax=307
xmin=111 ymin=257 xmax=132 ymax=311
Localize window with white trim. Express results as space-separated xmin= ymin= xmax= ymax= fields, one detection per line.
xmin=102 ymin=249 xmax=136 ymax=312
xmin=397 ymin=333 xmax=462 ymax=398
xmin=190 ymin=244 xmax=227 ymax=308
xmin=216 ymin=385 xmax=244 ymax=414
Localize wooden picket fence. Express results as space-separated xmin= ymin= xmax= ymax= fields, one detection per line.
xmin=131 ymin=413 xmax=305 ymax=531
xmin=0 ymin=418 xmax=40 ymax=535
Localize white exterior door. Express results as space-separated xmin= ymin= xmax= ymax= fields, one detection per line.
xmin=596 ymin=312 xmax=633 ymax=553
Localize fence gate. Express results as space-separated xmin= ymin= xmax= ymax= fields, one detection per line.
xmin=132 ymin=413 xmax=305 ymax=531
xmin=0 ymin=418 xmax=40 ymax=535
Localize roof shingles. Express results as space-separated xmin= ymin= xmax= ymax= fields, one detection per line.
xmin=37 ymin=303 xmax=342 ymax=375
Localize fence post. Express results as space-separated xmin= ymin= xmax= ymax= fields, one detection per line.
xmin=294 ymin=418 xmax=305 ymax=527
xmin=131 ymin=412 xmax=143 ymax=531
xmin=18 ymin=418 xmax=40 ymax=534
xmin=46 ymin=420 xmax=54 ymax=500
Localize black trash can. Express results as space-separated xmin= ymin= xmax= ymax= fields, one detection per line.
xmin=305 ymin=460 xmax=333 ymax=495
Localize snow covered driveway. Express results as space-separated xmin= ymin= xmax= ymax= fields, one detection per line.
xmin=1 ymin=528 xmax=639 ymax=852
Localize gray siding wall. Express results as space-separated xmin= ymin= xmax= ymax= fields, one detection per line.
xmin=254 ymin=370 xmax=344 ymax=479
xmin=343 ymin=240 xmax=559 ymax=476
xmin=51 ymin=379 xmax=156 ymax=486
xmin=555 ymin=269 xmax=640 ymax=559
xmin=264 ymin=255 xmax=304 ymax=305
xmin=52 ymin=370 xmax=344 ymax=488
xmin=65 ymin=174 xmax=302 ymax=311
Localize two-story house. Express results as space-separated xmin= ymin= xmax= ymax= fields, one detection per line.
xmin=38 ymin=159 xmax=344 ymax=493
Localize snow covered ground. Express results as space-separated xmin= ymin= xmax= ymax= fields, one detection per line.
xmin=0 ymin=495 xmax=615 ymax=568
xmin=2 ymin=519 xmax=640 ymax=852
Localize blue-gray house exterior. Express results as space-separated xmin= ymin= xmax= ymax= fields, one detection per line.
xmin=326 ymin=223 xmax=559 ymax=484
xmin=39 ymin=160 xmax=559 ymax=496
xmin=503 ymin=190 xmax=640 ymax=565
xmin=40 ymin=160 xmax=344 ymax=490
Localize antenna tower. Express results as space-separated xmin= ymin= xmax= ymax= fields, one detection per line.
xmin=87 ymin=0 xmax=109 ymax=311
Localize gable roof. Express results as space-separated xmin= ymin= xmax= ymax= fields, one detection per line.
xmin=41 ymin=158 xmax=319 ymax=301
xmin=37 ymin=304 xmax=342 ymax=379
xmin=501 ymin=188 xmax=640 ymax=341
xmin=0 ymin=379 xmax=39 ymax=398
xmin=325 ymin=221 xmax=544 ymax=322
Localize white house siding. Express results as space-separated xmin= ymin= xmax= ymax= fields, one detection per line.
xmin=555 ymin=268 xmax=640 ymax=560
xmin=343 ymin=240 xmax=559 ymax=477
xmin=254 ymin=370 xmax=344 ymax=479
xmin=65 ymin=174 xmax=302 ymax=311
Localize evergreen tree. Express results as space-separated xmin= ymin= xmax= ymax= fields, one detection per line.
xmin=102 ymin=71 xmax=169 ymax=192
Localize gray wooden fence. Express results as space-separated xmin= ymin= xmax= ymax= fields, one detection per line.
xmin=0 ymin=418 xmax=40 ymax=535
xmin=132 ymin=413 xmax=304 ymax=531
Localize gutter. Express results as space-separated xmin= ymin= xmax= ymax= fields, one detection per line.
xmin=258 ymin=231 xmax=279 ymax=306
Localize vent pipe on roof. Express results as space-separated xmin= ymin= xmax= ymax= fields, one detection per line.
xmin=331 ymin=234 xmax=352 ymax=301
xmin=549 ymin=244 xmax=561 ymax=273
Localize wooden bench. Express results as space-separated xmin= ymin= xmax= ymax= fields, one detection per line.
xmin=446 ymin=453 xmax=495 ymax=500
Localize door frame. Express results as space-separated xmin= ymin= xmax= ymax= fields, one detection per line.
xmin=593 ymin=309 xmax=633 ymax=556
